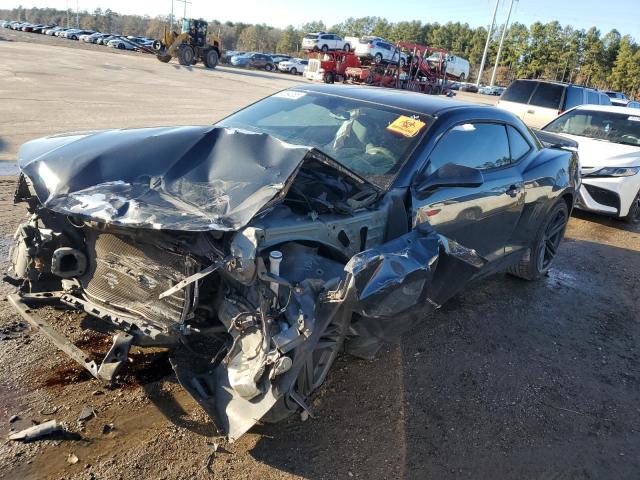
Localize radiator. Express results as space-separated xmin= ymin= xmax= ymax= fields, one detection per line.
xmin=81 ymin=231 xmax=194 ymax=329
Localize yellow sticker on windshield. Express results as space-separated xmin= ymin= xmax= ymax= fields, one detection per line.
xmin=386 ymin=116 xmax=426 ymax=137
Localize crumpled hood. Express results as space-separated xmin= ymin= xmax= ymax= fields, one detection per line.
xmin=18 ymin=126 xmax=311 ymax=231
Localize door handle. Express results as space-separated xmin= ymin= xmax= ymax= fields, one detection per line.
xmin=506 ymin=185 xmax=519 ymax=198
xmin=527 ymin=109 xmax=535 ymax=114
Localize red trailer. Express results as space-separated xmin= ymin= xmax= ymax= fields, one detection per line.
xmin=343 ymin=41 xmax=456 ymax=95
xmin=303 ymin=51 xmax=361 ymax=83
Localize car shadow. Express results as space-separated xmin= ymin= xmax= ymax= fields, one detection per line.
xmin=243 ymin=239 xmax=640 ymax=478
xmin=170 ymin=63 xmax=306 ymax=83
xmin=572 ymin=208 xmax=638 ymax=232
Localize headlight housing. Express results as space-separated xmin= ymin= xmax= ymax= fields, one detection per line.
xmin=589 ymin=166 xmax=640 ymax=177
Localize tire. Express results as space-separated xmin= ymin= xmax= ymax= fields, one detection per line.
xmin=459 ymin=73 xmax=466 ymax=82
xmin=117 ymin=43 xmax=125 ymax=50
xmin=399 ymin=58 xmax=406 ymax=68
xmin=374 ymin=53 xmax=383 ymax=64
xmin=323 ymin=72 xmax=335 ymax=84
xmin=290 ymin=67 xmax=297 ymax=75
xmin=265 ymin=63 xmax=274 ymax=71
xmin=262 ymin=306 xmax=351 ymax=423
xmin=508 ymin=200 xmax=569 ymax=281
xmin=622 ymin=189 xmax=640 ymax=224
xmin=177 ymin=44 xmax=195 ymax=66
xmin=157 ymin=53 xmax=171 ymax=63
xmin=344 ymin=43 xmax=351 ymax=52
xmin=321 ymin=44 xmax=329 ymax=53
xmin=204 ymin=49 xmax=219 ymax=68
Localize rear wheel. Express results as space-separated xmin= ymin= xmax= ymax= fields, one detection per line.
xmin=290 ymin=67 xmax=297 ymax=75
xmin=178 ymin=44 xmax=195 ymax=65
xmin=321 ymin=44 xmax=329 ymax=53
xmin=157 ymin=53 xmax=171 ymax=63
xmin=265 ymin=63 xmax=274 ymax=71
xmin=374 ymin=53 xmax=383 ymax=64
xmin=344 ymin=43 xmax=351 ymax=52
xmin=622 ymin=189 xmax=640 ymax=224
xmin=204 ymin=49 xmax=219 ymax=68
xmin=323 ymin=72 xmax=335 ymax=84
xmin=508 ymin=200 xmax=569 ymax=280
xmin=459 ymin=73 xmax=466 ymax=82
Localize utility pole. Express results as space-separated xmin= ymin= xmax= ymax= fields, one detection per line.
xmin=476 ymin=0 xmax=500 ymax=87
xmin=75 ymin=0 xmax=79 ymax=28
xmin=175 ymin=0 xmax=191 ymax=23
xmin=490 ymin=0 xmax=516 ymax=87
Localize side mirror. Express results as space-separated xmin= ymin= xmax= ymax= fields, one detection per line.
xmin=415 ymin=163 xmax=484 ymax=198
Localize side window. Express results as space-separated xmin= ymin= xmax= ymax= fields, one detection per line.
xmin=529 ymin=83 xmax=565 ymax=109
xmin=564 ymin=87 xmax=584 ymax=110
xmin=507 ymin=126 xmax=532 ymax=161
xmin=429 ymin=123 xmax=511 ymax=171
xmin=501 ymin=80 xmax=537 ymax=104
xmin=587 ymin=90 xmax=600 ymax=104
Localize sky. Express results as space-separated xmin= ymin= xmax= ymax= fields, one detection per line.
xmin=5 ymin=0 xmax=640 ymax=40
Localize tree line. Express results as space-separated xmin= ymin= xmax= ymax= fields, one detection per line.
xmin=2 ymin=6 xmax=638 ymax=97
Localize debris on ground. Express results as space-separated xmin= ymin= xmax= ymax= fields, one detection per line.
xmin=39 ymin=405 xmax=59 ymax=415
xmin=205 ymin=441 xmax=219 ymax=474
xmin=9 ymin=415 xmax=19 ymax=423
xmin=78 ymin=406 xmax=96 ymax=422
xmin=67 ymin=453 xmax=79 ymax=464
xmin=102 ymin=423 xmax=114 ymax=434
xmin=8 ymin=419 xmax=61 ymax=441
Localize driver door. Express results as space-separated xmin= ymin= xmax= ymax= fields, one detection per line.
xmin=411 ymin=122 xmax=525 ymax=262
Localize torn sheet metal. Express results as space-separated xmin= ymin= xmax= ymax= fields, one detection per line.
xmin=17 ymin=127 xmax=312 ymax=231
xmin=344 ymin=223 xmax=487 ymax=344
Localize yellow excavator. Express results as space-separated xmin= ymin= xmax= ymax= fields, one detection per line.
xmin=153 ymin=19 xmax=222 ymax=68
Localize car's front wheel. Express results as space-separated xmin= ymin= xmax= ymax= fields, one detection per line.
xmin=509 ymin=200 xmax=569 ymax=280
xmin=622 ymin=189 xmax=640 ymax=224
xmin=290 ymin=67 xmax=297 ymax=75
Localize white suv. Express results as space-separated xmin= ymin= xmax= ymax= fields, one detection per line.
xmin=302 ymin=33 xmax=350 ymax=52
xmin=353 ymin=37 xmax=407 ymax=66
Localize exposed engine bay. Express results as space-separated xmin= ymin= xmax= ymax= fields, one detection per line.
xmin=6 ymin=127 xmax=485 ymax=440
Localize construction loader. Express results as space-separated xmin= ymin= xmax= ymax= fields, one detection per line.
xmin=153 ymin=19 xmax=222 ymax=68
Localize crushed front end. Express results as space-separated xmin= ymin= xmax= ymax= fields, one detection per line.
xmin=6 ymin=127 xmax=486 ymax=440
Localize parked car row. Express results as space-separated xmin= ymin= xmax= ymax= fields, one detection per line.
xmin=1 ymin=19 xmax=156 ymax=52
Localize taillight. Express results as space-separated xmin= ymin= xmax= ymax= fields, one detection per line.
xmin=368 ymin=44 xmax=373 ymax=48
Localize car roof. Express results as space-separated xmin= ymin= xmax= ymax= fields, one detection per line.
xmin=512 ymin=79 xmax=602 ymax=91
xmin=290 ymin=84 xmax=481 ymax=116
xmin=574 ymin=104 xmax=640 ymax=115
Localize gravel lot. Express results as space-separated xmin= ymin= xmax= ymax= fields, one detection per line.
xmin=0 ymin=29 xmax=639 ymax=480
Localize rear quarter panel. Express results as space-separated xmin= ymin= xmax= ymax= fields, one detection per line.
xmin=507 ymin=146 xmax=579 ymax=252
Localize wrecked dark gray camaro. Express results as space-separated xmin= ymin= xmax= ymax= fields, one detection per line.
xmin=5 ymin=85 xmax=579 ymax=440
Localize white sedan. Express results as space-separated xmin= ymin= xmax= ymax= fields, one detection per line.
xmin=542 ymin=104 xmax=640 ymax=223
xmin=277 ymin=58 xmax=308 ymax=75
xmin=107 ymin=38 xmax=137 ymax=51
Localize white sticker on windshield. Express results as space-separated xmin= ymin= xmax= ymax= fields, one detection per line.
xmin=628 ymin=116 xmax=640 ymax=122
xmin=274 ymin=91 xmax=306 ymax=100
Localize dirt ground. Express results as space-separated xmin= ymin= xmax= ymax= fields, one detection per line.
xmin=0 ymin=29 xmax=639 ymax=480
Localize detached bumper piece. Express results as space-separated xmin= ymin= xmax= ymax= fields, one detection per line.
xmin=7 ymin=293 xmax=133 ymax=383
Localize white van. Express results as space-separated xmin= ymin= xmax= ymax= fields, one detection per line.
xmin=497 ymin=80 xmax=613 ymax=128
xmin=426 ymin=53 xmax=470 ymax=81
